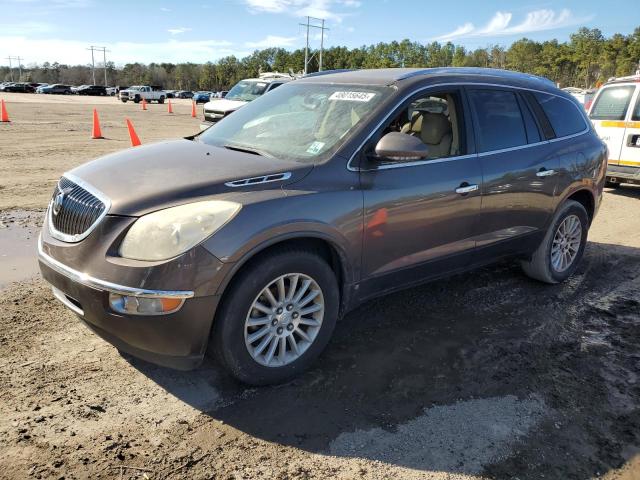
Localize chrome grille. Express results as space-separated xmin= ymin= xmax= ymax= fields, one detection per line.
xmin=49 ymin=176 xmax=107 ymax=242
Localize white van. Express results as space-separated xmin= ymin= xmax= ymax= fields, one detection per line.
xmin=588 ymin=75 xmax=640 ymax=186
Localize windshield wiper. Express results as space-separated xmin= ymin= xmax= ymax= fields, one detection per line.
xmin=223 ymin=144 xmax=273 ymax=158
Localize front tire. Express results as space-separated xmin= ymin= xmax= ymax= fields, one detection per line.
xmin=212 ymin=248 xmax=339 ymax=385
xmin=521 ymin=200 xmax=589 ymax=284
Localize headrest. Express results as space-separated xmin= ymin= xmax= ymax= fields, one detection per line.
xmin=420 ymin=112 xmax=452 ymax=145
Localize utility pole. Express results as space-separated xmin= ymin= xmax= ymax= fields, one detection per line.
xmin=304 ymin=16 xmax=309 ymax=75
xmin=87 ymin=46 xmax=108 ymax=85
xmin=319 ymin=19 xmax=325 ymax=71
xmin=88 ymin=46 xmax=96 ymax=84
xmin=15 ymin=56 xmax=23 ymax=81
xmin=299 ymin=17 xmax=329 ymax=74
xmin=102 ymin=47 xmax=108 ymax=86
xmin=6 ymin=56 xmax=23 ymax=81
xmin=5 ymin=56 xmax=13 ymax=81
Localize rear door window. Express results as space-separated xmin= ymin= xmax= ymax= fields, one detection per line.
xmin=534 ymin=92 xmax=587 ymax=137
xmin=468 ymin=89 xmax=527 ymax=152
xmin=590 ymin=86 xmax=635 ymax=121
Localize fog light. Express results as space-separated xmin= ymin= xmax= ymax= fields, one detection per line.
xmin=109 ymin=293 xmax=184 ymax=315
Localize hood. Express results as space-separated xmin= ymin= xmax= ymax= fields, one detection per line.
xmin=203 ymin=98 xmax=247 ymax=112
xmin=68 ymin=139 xmax=311 ymax=216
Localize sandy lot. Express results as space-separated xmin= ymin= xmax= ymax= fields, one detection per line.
xmin=1 ymin=92 xmax=640 ymax=479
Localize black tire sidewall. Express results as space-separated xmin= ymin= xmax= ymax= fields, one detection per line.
xmin=544 ymin=202 xmax=588 ymax=283
xmin=213 ymin=251 xmax=339 ymax=385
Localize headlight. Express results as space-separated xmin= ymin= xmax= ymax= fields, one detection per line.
xmin=119 ymin=200 xmax=241 ymax=261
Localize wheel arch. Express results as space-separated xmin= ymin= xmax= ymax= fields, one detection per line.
xmin=214 ymin=232 xmax=353 ymax=319
xmin=563 ymin=188 xmax=595 ymax=225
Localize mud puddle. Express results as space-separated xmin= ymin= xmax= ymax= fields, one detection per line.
xmin=0 ymin=210 xmax=43 ymax=288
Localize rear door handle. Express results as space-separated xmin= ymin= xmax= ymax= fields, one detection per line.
xmin=536 ymin=168 xmax=556 ymax=177
xmin=455 ymin=183 xmax=479 ymax=194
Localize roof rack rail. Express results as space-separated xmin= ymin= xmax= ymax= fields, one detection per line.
xmin=258 ymin=72 xmax=293 ymax=80
xmin=395 ymin=67 xmax=556 ymax=88
xmin=303 ymin=69 xmax=353 ymax=78
xmin=605 ymin=73 xmax=640 ymax=84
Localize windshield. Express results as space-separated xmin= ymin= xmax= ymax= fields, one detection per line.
xmin=225 ymin=80 xmax=270 ymax=102
xmin=199 ymin=82 xmax=392 ymax=163
xmin=128 ymin=86 xmax=143 ymax=91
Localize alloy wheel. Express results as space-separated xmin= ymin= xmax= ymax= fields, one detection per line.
xmin=244 ymin=273 xmax=324 ymax=367
xmin=550 ymin=214 xmax=582 ymax=273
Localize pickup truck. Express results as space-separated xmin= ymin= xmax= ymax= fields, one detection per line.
xmin=119 ymin=85 xmax=166 ymax=104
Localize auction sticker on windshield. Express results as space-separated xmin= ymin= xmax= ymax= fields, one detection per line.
xmin=329 ymin=91 xmax=376 ymax=102
xmin=306 ymin=141 xmax=325 ymax=154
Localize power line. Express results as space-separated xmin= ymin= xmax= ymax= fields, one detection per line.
xmin=298 ymin=17 xmax=329 ymax=74
xmin=87 ymin=46 xmax=109 ymax=86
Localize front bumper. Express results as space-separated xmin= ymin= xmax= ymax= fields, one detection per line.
xmin=38 ymin=230 xmax=224 ymax=370
xmin=606 ymin=165 xmax=640 ymax=185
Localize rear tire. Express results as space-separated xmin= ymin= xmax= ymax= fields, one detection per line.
xmin=158 ymin=96 xmax=165 ymax=104
xmin=521 ymin=200 xmax=589 ymax=284
xmin=212 ymin=248 xmax=339 ymax=385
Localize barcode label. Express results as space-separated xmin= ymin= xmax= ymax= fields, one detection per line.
xmin=329 ymin=91 xmax=376 ymax=102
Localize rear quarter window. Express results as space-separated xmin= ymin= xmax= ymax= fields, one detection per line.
xmin=589 ymin=86 xmax=635 ymax=121
xmin=534 ymin=92 xmax=587 ymax=137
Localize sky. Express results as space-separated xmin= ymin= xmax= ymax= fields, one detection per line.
xmin=0 ymin=0 xmax=636 ymax=67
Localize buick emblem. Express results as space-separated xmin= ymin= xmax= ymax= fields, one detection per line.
xmin=52 ymin=188 xmax=70 ymax=216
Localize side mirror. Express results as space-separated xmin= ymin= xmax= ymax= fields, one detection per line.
xmin=374 ymin=132 xmax=429 ymax=162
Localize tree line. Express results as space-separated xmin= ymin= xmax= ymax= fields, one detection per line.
xmin=2 ymin=27 xmax=639 ymax=91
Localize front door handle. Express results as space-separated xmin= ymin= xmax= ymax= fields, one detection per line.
xmin=455 ymin=183 xmax=479 ymax=194
xmin=536 ymin=168 xmax=556 ymax=177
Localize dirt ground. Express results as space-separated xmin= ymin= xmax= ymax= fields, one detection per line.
xmin=1 ymin=93 xmax=640 ymax=480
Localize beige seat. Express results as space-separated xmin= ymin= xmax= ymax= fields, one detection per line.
xmin=401 ymin=111 xmax=452 ymax=159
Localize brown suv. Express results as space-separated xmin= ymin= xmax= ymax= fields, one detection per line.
xmin=38 ymin=68 xmax=607 ymax=385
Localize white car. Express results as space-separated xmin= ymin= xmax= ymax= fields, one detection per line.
xmin=200 ymin=73 xmax=293 ymax=130
xmin=588 ymin=74 xmax=640 ymax=187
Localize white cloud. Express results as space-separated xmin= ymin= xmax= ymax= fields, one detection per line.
xmin=244 ymin=0 xmax=359 ymax=22
xmin=160 ymin=7 xmax=171 ymax=11
xmin=0 ymin=37 xmax=242 ymax=66
xmin=434 ymin=9 xmax=592 ymax=41
xmin=167 ymin=27 xmax=192 ymax=35
xmin=245 ymin=35 xmax=298 ymax=48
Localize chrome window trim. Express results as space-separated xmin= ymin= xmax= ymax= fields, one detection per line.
xmin=48 ymin=172 xmax=112 ymax=243
xmin=359 ymin=153 xmax=478 ymax=172
xmin=38 ymin=236 xmax=194 ymax=299
xmin=347 ymin=81 xmax=590 ymax=172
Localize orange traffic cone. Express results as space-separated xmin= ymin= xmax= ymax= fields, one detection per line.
xmin=91 ymin=109 xmax=103 ymax=139
xmin=126 ymin=118 xmax=141 ymax=147
xmin=1 ymin=99 xmax=10 ymax=123
xmin=142 ymin=97 xmax=147 ymax=110
xmin=167 ymin=99 xmax=173 ymax=114
xmin=191 ymin=100 xmax=197 ymax=118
